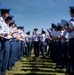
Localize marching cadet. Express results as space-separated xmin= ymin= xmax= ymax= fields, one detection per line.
xmin=25 ymin=31 xmax=32 ymax=56
xmin=40 ymin=30 xmax=47 ymax=58
xmin=0 ymin=9 xmax=10 ymax=75
xmin=32 ymin=28 xmax=40 ymax=57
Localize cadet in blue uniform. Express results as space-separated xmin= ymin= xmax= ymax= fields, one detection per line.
xmin=32 ymin=28 xmax=40 ymax=57
xmin=1 ymin=15 xmax=13 ymax=75
xmin=55 ymin=24 xmax=63 ymax=67
xmin=17 ymin=26 xmax=25 ymax=61
xmin=46 ymin=28 xmax=53 ymax=56
xmin=46 ymin=29 xmax=51 ymax=55
xmin=48 ymin=24 xmax=55 ymax=61
xmin=60 ymin=19 xmax=71 ymax=71
xmin=50 ymin=23 xmax=59 ymax=63
xmin=40 ymin=30 xmax=47 ymax=58
xmin=68 ymin=6 xmax=74 ymax=73
xmin=12 ymin=26 xmax=21 ymax=61
xmin=9 ymin=22 xmax=19 ymax=64
xmin=25 ymin=31 xmax=32 ymax=56
xmin=0 ymin=9 xmax=10 ymax=75
xmin=7 ymin=22 xmax=18 ymax=70
xmin=19 ymin=27 xmax=25 ymax=59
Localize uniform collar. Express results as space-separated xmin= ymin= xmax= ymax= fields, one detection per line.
xmin=0 ymin=16 xmax=4 ymax=21
xmin=5 ymin=22 xmax=9 ymax=27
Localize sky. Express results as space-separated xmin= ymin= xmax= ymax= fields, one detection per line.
xmin=0 ymin=0 xmax=74 ymax=33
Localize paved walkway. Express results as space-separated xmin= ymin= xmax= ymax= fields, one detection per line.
xmin=6 ymin=55 xmax=68 ymax=75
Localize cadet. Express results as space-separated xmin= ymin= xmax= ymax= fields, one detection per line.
xmin=56 ymin=23 xmax=63 ymax=67
xmin=68 ymin=6 xmax=74 ymax=73
xmin=1 ymin=15 xmax=13 ymax=75
xmin=60 ymin=19 xmax=71 ymax=71
xmin=7 ymin=22 xmax=18 ymax=70
xmin=0 ymin=9 xmax=10 ymax=75
xmin=25 ymin=31 xmax=32 ymax=56
xmin=40 ymin=30 xmax=47 ymax=58
xmin=50 ymin=23 xmax=59 ymax=63
xmin=47 ymin=28 xmax=53 ymax=55
xmin=46 ymin=28 xmax=51 ymax=55
xmin=19 ymin=27 xmax=25 ymax=58
xmin=9 ymin=22 xmax=19 ymax=63
xmin=16 ymin=26 xmax=24 ymax=61
xmin=32 ymin=28 xmax=40 ymax=57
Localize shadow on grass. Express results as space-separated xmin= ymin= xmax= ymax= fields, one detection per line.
xmin=13 ymin=55 xmax=68 ymax=75
xmin=22 ymin=65 xmax=56 ymax=69
xmin=21 ymin=68 xmax=66 ymax=73
xmin=14 ymin=73 xmax=55 ymax=75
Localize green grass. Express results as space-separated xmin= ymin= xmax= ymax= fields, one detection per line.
xmin=6 ymin=55 xmax=69 ymax=75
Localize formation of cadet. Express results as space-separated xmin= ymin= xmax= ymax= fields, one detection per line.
xmin=0 ymin=9 xmax=25 ymax=75
xmin=0 ymin=6 xmax=74 ymax=75
xmin=46 ymin=6 xmax=74 ymax=74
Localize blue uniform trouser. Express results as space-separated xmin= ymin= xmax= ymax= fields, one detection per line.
xmin=0 ymin=41 xmax=2 ymax=74
xmin=62 ymin=42 xmax=70 ymax=67
xmin=50 ymin=41 xmax=58 ymax=62
xmin=69 ymin=38 xmax=74 ymax=72
xmin=15 ymin=41 xmax=19 ymax=62
xmin=1 ymin=40 xmax=10 ymax=75
xmin=26 ymin=41 xmax=32 ymax=56
xmin=34 ymin=41 xmax=39 ymax=57
xmin=57 ymin=41 xmax=62 ymax=65
xmin=8 ymin=40 xmax=17 ymax=70
xmin=40 ymin=41 xmax=46 ymax=57
xmin=21 ymin=41 xmax=25 ymax=58
xmin=18 ymin=40 xmax=22 ymax=61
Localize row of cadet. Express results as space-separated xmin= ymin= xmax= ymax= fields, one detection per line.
xmin=46 ymin=6 xmax=74 ymax=74
xmin=0 ymin=9 xmax=27 ymax=75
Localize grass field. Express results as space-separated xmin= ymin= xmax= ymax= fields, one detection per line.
xmin=6 ymin=55 xmax=69 ymax=75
